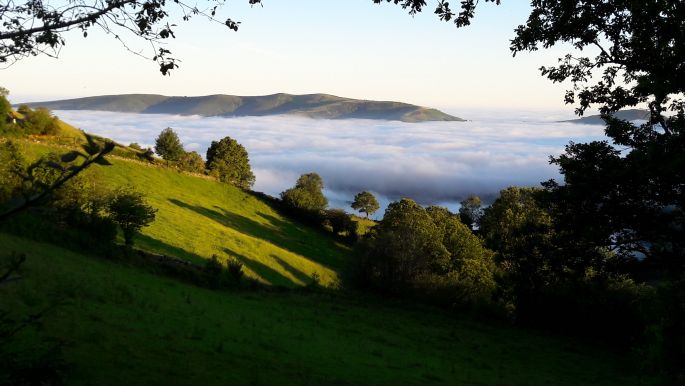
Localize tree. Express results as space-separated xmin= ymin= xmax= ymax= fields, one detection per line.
xmin=505 ymin=2 xmax=685 ymax=277
xmin=479 ymin=187 xmax=556 ymax=318
xmin=351 ymin=191 xmax=380 ymax=218
xmin=458 ymin=195 xmax=483 ymax=231
xmin=206 ymin=136 xmax=255 ymax=189
xmin=280 ymin=173 xmax=328 ymax=211
xmin=178 ymin=151 xmax=205 ymax=174
xmin=107 ymin=186 xmax=157 ymax=246
xmin=355 ymin=198 xmax=449 ymax=292
xmin=154 ymin=128 xmax=184 ymax=162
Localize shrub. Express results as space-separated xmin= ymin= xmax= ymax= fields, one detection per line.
xmin=226 ymin=257 xmax=244 ymax=281
xmin=107 ymin=186 xmax=157 ymax=246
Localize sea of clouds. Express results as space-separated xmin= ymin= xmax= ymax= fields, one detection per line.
xmin=54 ymin=110 xmax=606 ymax=217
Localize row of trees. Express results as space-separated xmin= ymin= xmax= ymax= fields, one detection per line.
xmin=154 ymin=128 xmax=255 ymax=189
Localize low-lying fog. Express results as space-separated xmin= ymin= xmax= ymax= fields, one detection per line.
xmin=54 ymin=110 xmax=606 ymax=218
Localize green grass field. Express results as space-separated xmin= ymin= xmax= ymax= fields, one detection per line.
xmin=0 ymin=233 xmax=654 ymax=386
xmin=13 ymin=139 xmax=348 ymax=287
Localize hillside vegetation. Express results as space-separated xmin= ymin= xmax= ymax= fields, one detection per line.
xmin=15 ymin=139 xmax=348 ymax=287
xmin=24 ymin=93 xmax=464 ymax=123
xmin=0 ymin=233 xmax=651 ymax=386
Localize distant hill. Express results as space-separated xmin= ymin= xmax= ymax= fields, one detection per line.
xmin=563 ymin=109 xmax=649 ymax=125
xmin=23 ymin=93 xmax=464 ymax=123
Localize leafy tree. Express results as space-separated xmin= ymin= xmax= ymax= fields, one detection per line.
xmin=128 ymin=143 xmax=142 ymax=151
xmin=425 ymin=206 xmax=496 ymax=303
xmin=351 ymin=191 xmax=380 ymax=218
xmin=504 ymin=1 xmax=685 ymax=278
xmin=458 ymin=195 xmax=483 ymax=231
xmin=206 ymin=136 xmax=255 ymax=189
xmin=107 ymin=186 xmax=157 ymax=246
xmin=355 ymin=198 xmax=449 ymax=292
xmin=280 ymin=173 xmax=328 ymax=211
xmin=154 ymin=127 xmax=184 ymax=162
xmin=479 ymin=187 xmax=556 ymax=318
xmin=178 ymin=151 xmax=205 ymax=174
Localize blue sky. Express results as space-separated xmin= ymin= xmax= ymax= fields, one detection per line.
xmin=3 ymin=0 xmax=576 ymax=111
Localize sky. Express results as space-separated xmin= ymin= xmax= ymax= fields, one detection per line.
xmin=3 ymin=0 xmax=578 ymax=113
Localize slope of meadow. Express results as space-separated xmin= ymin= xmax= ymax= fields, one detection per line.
xmin=15 ymin=139 xmax=348 ymax=287
xmin=0 ymin=233 xmax=652 ymax=386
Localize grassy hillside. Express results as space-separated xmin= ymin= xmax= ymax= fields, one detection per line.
xmin=15 ymin=140 xmax=348 ymax=287
xmin=24 ymin=93 xmax=465 ymax=123
xmin=0 ymin=233 xmax=653 ymax=386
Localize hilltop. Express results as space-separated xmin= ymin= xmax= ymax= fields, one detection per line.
xmin=563 ymin=109 xmax=649 ymax=125
xmin=22 ymin=93 xmax=464 ymax=123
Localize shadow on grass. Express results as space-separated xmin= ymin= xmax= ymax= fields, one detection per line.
xmin=167 ymin=198 xmax=346 ymax=270
xmin=270 ymin=254 xmax=311 ymax=285
xmin=135 ymin=232 xmax=207 ymax=264
xmin=223 ymin=247 xmax=295 ymax=287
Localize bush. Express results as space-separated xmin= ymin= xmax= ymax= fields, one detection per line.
xmin=107 ymin=186 xmax=157 ymax=246
xmin=323 ymin=208 xmax=357 ymax=239
xmin=177 ymin=151 xmax=205 ymax=174
xmin=226 ymin=257 xmax=244 ymax=281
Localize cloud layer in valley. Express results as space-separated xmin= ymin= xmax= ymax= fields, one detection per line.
xmin=54 ymin=110 xmax=606 ymax=214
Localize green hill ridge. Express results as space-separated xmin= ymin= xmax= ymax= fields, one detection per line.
xmin=23 ymin=93 xmax=464 ymax=123
xmin=16 ymin=139 xmax=348 ymax=287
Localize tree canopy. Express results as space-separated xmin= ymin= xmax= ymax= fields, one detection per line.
xmin=206 ymin=136 xmax=255 ymax=189
xmin=107 ymin=186 xmax=157 ymax=246
xmin=351 ymin=191 xmax=380 ymax=218
xmin=280 ymin=173 xmax=328 ymax=212
xmin=154 ymin=128 xmax=185 ymax=162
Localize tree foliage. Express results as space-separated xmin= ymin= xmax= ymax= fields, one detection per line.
xmin=107 ymin=186 xmax=157 ymax=246
xmin=280 ymin=173 xmax=328 ymax=212
xmin=154 ymin=127 xmax=184 ymax=162
xmin=206 ymin=136 xmax=255 ymax=189
xmin=351 ymin=191 xmax=380 ymax=218
xmin=458 ymin=195 xmax=483 ymax=231
xmin=177 ymin=151 xmax=205 ymax=174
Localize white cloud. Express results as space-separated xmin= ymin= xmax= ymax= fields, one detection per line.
xmin=54 ymin=110 xmax=606 ymax=213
